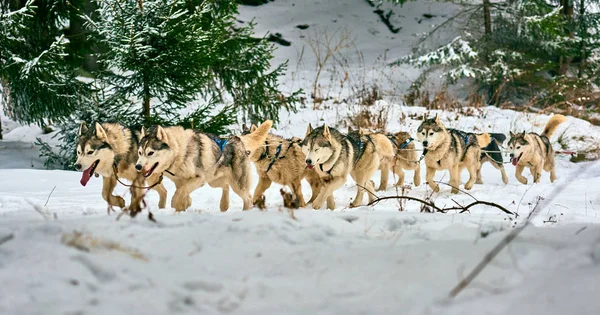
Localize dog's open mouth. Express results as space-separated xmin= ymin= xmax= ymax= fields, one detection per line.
xmin=144 ymin=162 xmax=159 ymax=177
xmin=306 ymin=163 xmax=315 ymax=170
xmin=511 ymin=153 xmax=522 ymax=166
xmin=80 ymin=159 xmax=100 ymax=187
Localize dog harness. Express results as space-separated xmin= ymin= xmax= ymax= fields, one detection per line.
xmin=259 ymin=139 xmax=298 ymax=174
xmin=214 ymin=138 xmax=228 ymax=152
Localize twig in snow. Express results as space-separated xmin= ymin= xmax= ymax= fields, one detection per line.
xmin=25 ymin=199 xmax=50 ymax=220
xmin=44 ymin=186 xmax=56 ymax=207
xmin=575 ymin=226 xmax=587 ymax=235
xmin=0 ymin=233 xmax=14 ymax=247
xmin=448 ymin=162 xmax=594 ymax=299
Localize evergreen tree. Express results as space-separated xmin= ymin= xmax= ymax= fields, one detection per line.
xmin=85 ymin=0 xmax=298 ymax=127
xmin=395 ymin=0 xmax=600 ymax=108
xmin=0 ymin=0 xmax=91 ymax=128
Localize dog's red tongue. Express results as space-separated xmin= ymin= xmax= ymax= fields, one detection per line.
xmin=80 ymin=164 xmax=95 ymax=186
xmin=511 ymin=157 xmax=518 ymax=166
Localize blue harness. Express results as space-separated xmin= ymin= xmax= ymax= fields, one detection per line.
xmin=214 ymin=138 xmax=228 ymax=152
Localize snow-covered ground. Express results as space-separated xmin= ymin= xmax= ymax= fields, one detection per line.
xmin=2 ymin=0 xmax=600 ymax=314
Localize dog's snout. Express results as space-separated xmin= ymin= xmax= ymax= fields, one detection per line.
xmin=135 ymin=164 xmax=143 ymax=171
xmin=306 ymin=158 xmax=313 ymax=165
xmin=509 ymin=153 xmax=514 ymax=158
xmin=75 ymin=163 xmax=82 ymax=170
xmin=422 ymin=141 xmax=428 ymax=147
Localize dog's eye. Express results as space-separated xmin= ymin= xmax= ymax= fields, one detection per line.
xmin=429 ymin=132 xmax=434 ymax=136
xmin=246 ymin=150 xmax=251 ymax=155
xmin=148 ymin=151 xmax=154 ymax=156
xmin=77 ymin=151 xmax=81 ymax=155
xmin=87 ymin=150 xmax=94 ymax=155
xmin=516 ymin=146 xmax=521 ymax=150
xmin=315 ymin=148 xmax=319 ymax=152
xmin=138 ymin=151 xmax=142 ymax=156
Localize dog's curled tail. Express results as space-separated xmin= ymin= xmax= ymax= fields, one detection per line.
xmin=541 ymin=114 xmax=567 ymax=138
xmin=476 ymin=133 xmax=492 ymax=148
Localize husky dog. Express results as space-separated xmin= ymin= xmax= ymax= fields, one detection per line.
xmin=346 ymin=127 xmax=398 ymax=191
xmin=416 ymin=115 xmax=492 ymax=194
xmin=301 ymin=124 xmax=384 ymax=210
xmin=476 ymin=133 xmax=509 ymax=185
xmin=242 ymin=124 xmax=320 ymax=208
xmin=75 ymin=122 xmax=167 ymax=211
xmin=507 ymin=114 xmax=567 ymax=184
xmin=380 ymin=131 xmax=422 ymax=189
xmin=135 ymin=121 xmax=272 ymax=212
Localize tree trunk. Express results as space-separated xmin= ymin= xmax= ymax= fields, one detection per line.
xmin=143 ymin=70 xmax=151 ymax=121
xmin=558 ymin=0 xmax=574 ymax=75
xmin=578 ymin=0 xmax=586 ymax=78
xmin=483 ymin=0 xmax=492 ymax=37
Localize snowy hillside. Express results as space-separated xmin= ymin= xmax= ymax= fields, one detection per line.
xmin=2 ymin=0 xmax=600 ymax=314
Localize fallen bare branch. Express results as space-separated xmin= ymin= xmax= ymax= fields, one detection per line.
xmin=0 ymin=233 xmax=14 ymax=247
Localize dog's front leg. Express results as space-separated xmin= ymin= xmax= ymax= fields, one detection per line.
xmin=464 ymin=164 xmax=477 ymax=190
xmin=515 ymin=164 xmax=527 ymax=184
xmin=291 ymin=180 xmax=307 ymax=208
xmin=449 ymin=165 xmax=461 ymax=194
xmin=147 ymin=173 xmax=167 ymax=209
xmin=172 ymin=177 xmax=205 ymax=211
xmin=313 ymin=177 xmax=345 ymax=210
xmin=413 ymin=162 xmax=421 ymax=186
xmin=102 ymin=176 xmax=125 ymax=209
xmin=252 ymin=176 xmax=272 ymax=205
xmin=425 ymin=166 xmax=440 ymax=192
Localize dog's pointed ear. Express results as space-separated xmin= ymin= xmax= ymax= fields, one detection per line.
xmin=156 ymin=126 xmax=168 ymax=142
xmin=323 ymin=124 xmax=331 ymax=140
xmin=434 ymin=113 xmax=440 ymax=124
xmin=242 ymin=124 xmax=249 ymax=133
xmin=305 ymin=123 xmax=313 ymax=138
xmin=95 ymin=123 xmax=108 ymax=140
xmin=358 ymin=127 xmax=365 ymax=135
xmin=521 ymin=131 xmax=526 ymax=137
xmin=509 ymin=131 xmax=514 ymax=138
xmin=78 ymin=122 xmax=88 ymax=136
xmin=250 ymin=124 xmax=258 ymax=132
xmin=140 ymin=126 xmax=146 ymax=139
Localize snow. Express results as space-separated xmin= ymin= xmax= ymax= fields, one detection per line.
xmin=2 ymin=0 xmax=600 ymax=314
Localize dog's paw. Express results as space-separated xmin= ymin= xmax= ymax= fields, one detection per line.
xmin=451 ymin=188 xmax=459 ymax=194
xmin=517 ymin=177 xmax=528 ymax=185
xmin=464 ymin=183 xmax=473 ymax=190
xmin=475 ymin=179 xmax=484 ymax=185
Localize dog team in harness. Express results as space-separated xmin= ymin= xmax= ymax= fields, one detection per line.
xmin=74 ymin=113 xmax=569 ymax=216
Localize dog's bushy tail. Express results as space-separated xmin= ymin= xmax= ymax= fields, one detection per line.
xmin=476 ymin=133 xmax=492 ymax=148
xmin=541 ymin=114 xmax=567 ymax=138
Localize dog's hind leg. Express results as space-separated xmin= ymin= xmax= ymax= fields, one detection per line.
xmin=545 ymin=154 xmax=557 ymax=182
xmin=306 ymin=175 xmax=321 ymax=204
xmin=102 ymin=176 xmax=125 ymax=209
xmin=326 ymin=194 xmax=335 ymax=210
xmin=496 ymin=163 xmax=509 ymax=184
xmin=377 ymin=163 xmax=390 ymax=191
xmin=220 ymin=186 xmax=230 ymax=211
xmin=230 ymin=182 xmax=252 ymax=211
xmin=393 ymin=165 xmax=405 ymax=187
xmin=252 ymin=176 xmax=272 ymax=206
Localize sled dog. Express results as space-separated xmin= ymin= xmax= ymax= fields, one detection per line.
xmin=136 ymin=120 xmax=272 ymax=212
xmin=242 ymin=124 xmax=320 ymax=208
xmin=477 ymin=133 xmax=509 ymax=185
xmin=75 ymin=122 xmax=167 ymax=212
xmin=416 ymin=115 xmax=492 ymax=194
xmin=507 ymin=114 xmax=567 ymax=184
xmin=346 ymin=127 xmax=399 ymax=191
xmin=301 ymin=124 xmax=384 ymax=210
xmin=381 ymin=131 xmax=422 ymax=189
